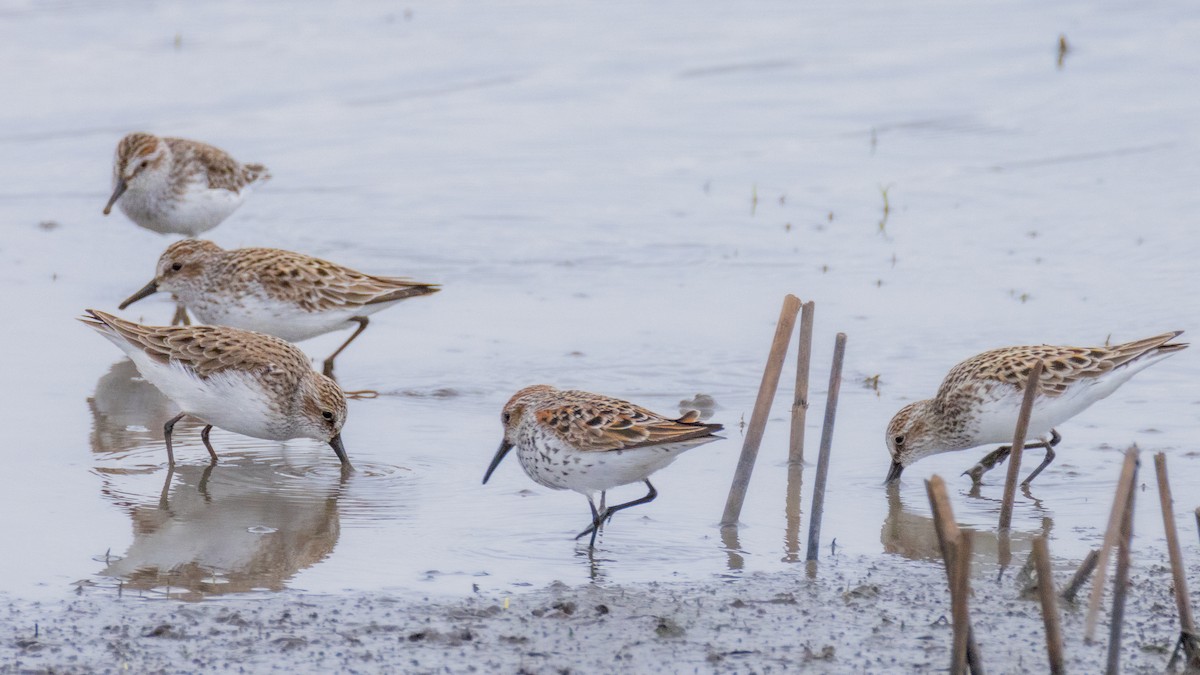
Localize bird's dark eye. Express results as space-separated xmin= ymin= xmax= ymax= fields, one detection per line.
xmin=322 ymin=411 xmax=334 ymax=421
xmin=140 ymin=160 xmax=148 ymax=169
xmin=502 ymin=412 xmax=511 ymax=424
xmin=894 ymin=435 xmax=905 ymax=446
xmin=171 ymin=262 xmax=182 ymax=271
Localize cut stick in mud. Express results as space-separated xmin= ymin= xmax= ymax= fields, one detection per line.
xmin=721 ymin=295 xmax=801 ymax=528
xmin=926 ymin=476 xmax=986 ymax=674
xmin=950 ymin=529 xmax=973 ymax=675
xmin=1153 ymin=453 xmax=1200 ymax=669
xmin=1085 ymin=447 xmax=1139 ymax=643
xmin=1032 ymin=536 xmax=1065 ymax=675
xmin=788 ymin=300 xmax=815 ymax=466
xmin=1106 ymin=472 xmax=1136 ymax=675
xmin=805 ymin=332 xmax=846 ymax=565
xmin=1060 ymin=549 xmax=1099 ymax=604
xmin=999 ymin=361 xmax=1041 ymax=531
xmin=783 ymin=301 xmax=814 ymax=560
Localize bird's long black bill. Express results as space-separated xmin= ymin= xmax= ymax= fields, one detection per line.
xmin=482 ymin=439 xmax=513 ymax=484
xmin=119 ymin=279 xmax=159 ymax=309
xmin=884 ymin=461 xmax=904 ymax=485
xmin=329 ymin=433 xmax=352 ymax=468
xmin=103 ymin=180 xmax=127 ymax=215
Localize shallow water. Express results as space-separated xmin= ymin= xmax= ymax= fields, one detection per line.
xmin=0 ymin=0 xmax=1198 ymax=601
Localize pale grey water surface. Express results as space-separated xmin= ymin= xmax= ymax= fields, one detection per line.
xmin=0 ymin=0 xmax=1198 ymax=604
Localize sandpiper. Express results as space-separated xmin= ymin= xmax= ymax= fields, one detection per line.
xmin=80 ymin=309 xmax=350 ymax=468
xmin=483 ymin=385 xmax=723 ymax=548
xmin=119 ymin=240 xmax=440 ymax=377
xmin=885 ymin=331 xmax=1186 ymax=486
xmin=103 ymin=132 xmax=269 ymax=237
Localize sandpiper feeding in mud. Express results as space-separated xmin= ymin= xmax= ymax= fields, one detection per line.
xmin=483 ymin=385 xmax=723 ymax=548
xmin=80 ymin=309 xmax=350 ymax=468
xmin=103 ymin=132 xmax=270 ymax=237
xmin=119 ymin=240 xmax=440 ymax=377
xmin=884 ymin=331 xmax=1186 ymax=486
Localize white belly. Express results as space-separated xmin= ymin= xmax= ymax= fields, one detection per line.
xmin=971 ymin=371 xmax=1141 ymax=446
xmin=119 ymin=183 xmax=247 ymax=236
xmin=190 ymin=293 xmax=394 ymax=343
xmin=516 ymin=436 xmax=712 ymax=495
xmin=111 ymin=340 xmax=289 ymax=440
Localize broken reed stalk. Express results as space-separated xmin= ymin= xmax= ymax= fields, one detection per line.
xmin=1106 ymin=474 xmax=1136 ymax=674
xmin=783 ymin=301 xmax=815 ymax=560
xmin=951 ymin=530 xmax=973 ymax=675
xmin=1032 ymin=536 xmax=1065 ymax=674
xmin=788 ymin=300 xmax=816 ymax=466
xmin=999 ymin=361 xmax=1043 ymax=530
xmin=805 ymin=332 xmax=846 ymax=563
xmin=1060 ymin=549 xmax=1100 ymax=604
xmin=721 ymin=294 xmax=802 ymax=527
xmin=1085 ymin=447 xmax=1139 ymax=643
xmin=926 ymin=476 xmax=985 ymax=674
xmin=1154 ymin=453 xmax=1200 ymax=668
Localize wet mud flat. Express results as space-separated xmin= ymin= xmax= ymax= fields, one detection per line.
xmin=3 ymin=553 xmax=1191 ymax=674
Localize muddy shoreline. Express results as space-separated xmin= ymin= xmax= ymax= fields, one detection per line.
xmin=4 ymin=553 xmax=1190 ymax=673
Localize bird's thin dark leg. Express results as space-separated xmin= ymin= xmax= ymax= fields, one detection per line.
xmin=163 ymin=412 xmax=187 ymax=467
xmin=576 ymin=492 xmax=606 ymax=544
xmin=323 ymin=317 xmax=369 ymax=378
xmin=171 ymin=304 xmax=191 ymax=326
xmin=599 ymin=480 xmax=658 ymax=525
xmin=200 ymin=425 xmax=219 ymax=464
xmin=963 ymin=445 xmax=1011 ymax=484
xmin=1020 ymin=429 xmax=1062 ymax=487
xmin=962 ymin=428 xmax=1061 ymax=485
xmin=576 ymin=481 xmax=659 ymax=549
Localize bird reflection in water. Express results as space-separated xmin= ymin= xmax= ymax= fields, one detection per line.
xmin=90 ymin=359 xmax=348 ymax=599
xmin=88 ymin=359 xmax=182 ymax=455
xmin=98 ymin=459 xmax=345 ymax=600
xmin=881 ymin=481 xmax=1052 ymax=570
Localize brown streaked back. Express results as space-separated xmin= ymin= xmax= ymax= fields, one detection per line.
xmin=219 ymin=247 xmax=440 ymax=312
xmin=534 ymin=389 xmax=724 ymax=453
xmin=79 ymin=309 xmax=311 ymax=383
xmin=163 ymin=137 xmax=269 ymax=193
xmin=936 ymin=331 xmax=1186 ymax=399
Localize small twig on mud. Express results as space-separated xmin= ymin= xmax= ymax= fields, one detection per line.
xmin=1154 ymin=453 xmax=1200 ymax=669
xmin=1059 ymin=549 xmax=1099 ymax=604
xmin=1085 ymin=447 xmax=1139 ymax=643
xmin=1032 ymin=536 xmax=1065 ymax=674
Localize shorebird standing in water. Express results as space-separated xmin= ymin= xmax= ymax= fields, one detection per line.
xmin=80 ymin=309 xmax=350 ymax=468
xmin=483 ymin=385 xmax=723 ymax=548
xmin=119 ymin=240 xmax=440 ymax=377
xmin=884 ymin=331 xmax=1186 ymax=486
xmin=103 ymin=132 xmax=269 ymax=237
